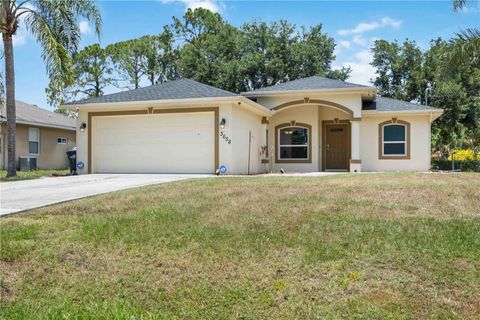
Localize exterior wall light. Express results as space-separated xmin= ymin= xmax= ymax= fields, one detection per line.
xmin=79 ymin=122 xmax=87 ymax=132
xmin=220 ymin=118 xmax=226 ymax=129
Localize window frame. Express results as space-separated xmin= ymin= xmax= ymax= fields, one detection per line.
xmin=28 ymin=127 xmax=40 ymax=155
xmin=275 ymin=122 xmax=312 ymax=163
xmin=378 ymin=119 xmax=410 ymax=160
xmin=57 ymin=137 xmax=68 ymax=145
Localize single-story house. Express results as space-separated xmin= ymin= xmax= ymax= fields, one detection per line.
xmin=63 ymin=76 xmax=443 ymax=174
xmin=0 ymin=101 xmax=76 ymax=170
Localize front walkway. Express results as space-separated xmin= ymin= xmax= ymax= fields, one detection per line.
xmin=0 ymin=174 xmax=210 ymax=216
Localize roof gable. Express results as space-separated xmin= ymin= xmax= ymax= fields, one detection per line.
xmin=243 ymin=76 xmax=371 ymax=95
xmin=64 ymin=79 xmax=239 ymax=106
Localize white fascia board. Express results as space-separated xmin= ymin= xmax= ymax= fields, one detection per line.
xmin=362 ymin=109 xmax=444 ymax=121
xmin=241 ymin=86 xmax=377 ymax=97
xmin=61 ymin=96 xmax=272 ymax=116
xmin=237 ymin=96 xmax=273 ymax=116
xmin=16 ymin=120 xmax=76 ymax=131
xmin=61 ymin=96 xmax=246 ymax=109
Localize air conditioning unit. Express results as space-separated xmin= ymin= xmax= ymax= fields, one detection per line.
xmin=19 ymin=157 xmax=38 ymax=171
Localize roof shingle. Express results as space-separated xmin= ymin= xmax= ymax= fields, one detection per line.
xmin=242 ymin=76 xmax=370 ymax=95
xmin=64 ymin=79 xmax=239 ymax=105
xmin=364 ymin=97 xmax=442 ymax=112
xmin=1 ymin=101 xmax=75 ymax=130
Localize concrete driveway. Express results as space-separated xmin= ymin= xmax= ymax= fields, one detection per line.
xmin=0 ymin=174 xmax=210 ymax=216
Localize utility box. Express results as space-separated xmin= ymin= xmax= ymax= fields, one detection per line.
xmin=19 ymin=157 xmax=37 ymax=171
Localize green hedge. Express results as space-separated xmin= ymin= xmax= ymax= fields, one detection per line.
xmin=431 ymin=158 xmax=480 ymax=172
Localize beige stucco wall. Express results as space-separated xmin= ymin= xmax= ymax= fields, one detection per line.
xmin=76 ymin=101 xmax=266 ymax=175
xmin=231 ymin=105 xmax=265 ymax=174
xmin=257 ymin=92 xmax=363 ymax=117
xmin=267 ymin=105 xmax=353 ymax=173
xmin=360 ymin=114 xmax=432 ymax=172
xmin=266 ymin=105 xmax=433 ymax=173
xmin=0 ymin=123 xmax=76 ymax=170
xmin=268 ymin=105 xmax=319 ymax=172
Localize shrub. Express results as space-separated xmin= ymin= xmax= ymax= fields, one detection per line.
xmin=447 ymin=149 xmax=480 ymax=161
xmin=431 ymin=158 xmax=480 ymax=172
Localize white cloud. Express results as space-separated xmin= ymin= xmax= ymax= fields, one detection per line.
xmin=457 ymin=2 xmax=480 ymax=13
xmin=338 ymin=50 xmax=376 ymax=86
xmin=352 ymin=35 xmax=367 ymax=47
xmin=11 ymin=4 xmax=36 ymax=47
xmin=337 ymin=17 xmax=401 ymax=36
xmin=160 ymin=0 xmax=222 ymax=13
xmin=337 ymin=40 xmax=351 ymax=49
xmin=79 ymin=21 xmax=91 ymax=34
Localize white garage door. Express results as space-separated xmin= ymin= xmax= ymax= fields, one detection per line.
xmin=92 ymin=112 xmax=215 ymax=173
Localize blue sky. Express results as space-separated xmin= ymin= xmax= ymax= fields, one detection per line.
xmin=7 ymin=0 xmax=480 ymax=110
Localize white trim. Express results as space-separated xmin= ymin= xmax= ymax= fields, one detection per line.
xmin=61 ymin=96 xmax=273 ymax=117
xmin=363 ymin=109 xmax=443 ymax=119
xmin=382 ymin=124 xmax=406 ymax=157
xmin=277 ymin=126 xmax=309 ymax=161
xmin=28 ymin=127 xmax=40 ymax=155
xmin=242 ymin=86 xmax=376 ymax=97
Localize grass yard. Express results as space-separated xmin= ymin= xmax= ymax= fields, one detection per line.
xmin=0 ymin=169 xmax=69 ymax=182
xmin=1 ymin=173 xmax=479 ymax=319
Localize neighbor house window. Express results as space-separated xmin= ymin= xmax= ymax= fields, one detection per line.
xmin=379 ymin=119 xmax=410 ymax=159
xmin=57 ymin=137 xmax=68 ymax=144
xmin=275 ymin=123 xmax=312 ymax=163
xmin=29 ymin=128 xmax=40 ymax=155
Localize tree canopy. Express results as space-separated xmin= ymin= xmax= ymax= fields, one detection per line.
xmin=51 ymin=8 xmax=348 ymax=104
xmin=371 ymin=38 xmax=480 ymax=152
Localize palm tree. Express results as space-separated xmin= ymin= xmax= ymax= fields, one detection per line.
xmin=0 ymin=0 xmax=101 ymax=177
xmin=452 ymin=0 xmax=480 ymax=59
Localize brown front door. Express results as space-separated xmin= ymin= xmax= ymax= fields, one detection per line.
xmin=324 ymin=123 xmax=350 ymax=170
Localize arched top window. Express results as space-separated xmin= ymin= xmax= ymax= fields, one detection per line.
xmin=379 ymin=120 xmax=410 ymax=159
xmin=275 ymin=123 xmax=312 ymax=163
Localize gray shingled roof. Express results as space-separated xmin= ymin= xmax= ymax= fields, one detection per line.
xmin=64 ymin=78 xmax=239 ymax=105
xmin=363 ymin=97 xmax=442 ymax=112
xmin=243 ymin=76 xmax=370 ymax=95
xmin=0 ymin=100 xmax=75 ymax=130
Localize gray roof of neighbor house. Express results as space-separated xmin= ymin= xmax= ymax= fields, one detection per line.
xmin=363 ymin=97 xmax=442 ymax=112
xmin=242 ymin=76 xmax=371 ymax=95
xmin=0 ymin=100 xmax=75 ymax=130
xmin=64 ymin=78 xmax=240 ymax=105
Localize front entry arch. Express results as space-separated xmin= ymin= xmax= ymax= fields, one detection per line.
xmin=273 ymin=99 xmax=355 ymax=117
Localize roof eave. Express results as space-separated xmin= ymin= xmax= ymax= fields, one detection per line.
xmin=61 ymin=95 xmax=272 ymax=116
xmin=61 ymin=96 xmax=245 ymax=109
xmin=14 ymin=120 xmax=76 ymax=131
xmin=362 ymin=109 xmax=444 ymax=120
xmin=241 ymin=86 xmax=377 ymax=97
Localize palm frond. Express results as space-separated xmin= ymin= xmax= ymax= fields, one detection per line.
xmin=453 ymin=0 xmax=467 ymax=11
xmin=22 ymin=0 xmax=102 ymax=84
xmin=455 ymin=28 xmax=480 ymax=60
xmin=70 ymin=0 xmax=102 ymax=38
xmin=26 ymin=8 xmax=74 ymax=84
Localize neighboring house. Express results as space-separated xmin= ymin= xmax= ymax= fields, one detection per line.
xmin=0 ymin=101 xmax=76 ymax=170
xmin=62 ymin=77 xmax=443 ymax=174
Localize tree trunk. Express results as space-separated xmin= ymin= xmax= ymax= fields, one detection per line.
xmin=3 ymin=33 xmax=17 ymax=177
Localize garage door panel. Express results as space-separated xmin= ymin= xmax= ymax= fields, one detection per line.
xmin=92 ymin=112 xmax=215 ymax=173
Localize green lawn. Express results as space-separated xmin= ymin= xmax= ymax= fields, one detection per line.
xmin=1 ymin=173 xmax=479 ymax=319
xmin=0 ymin=169 xmax=69 ymax=182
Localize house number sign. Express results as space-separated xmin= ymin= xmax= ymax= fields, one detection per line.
xmin=220 ymin=131 xmax=231 ymax=144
